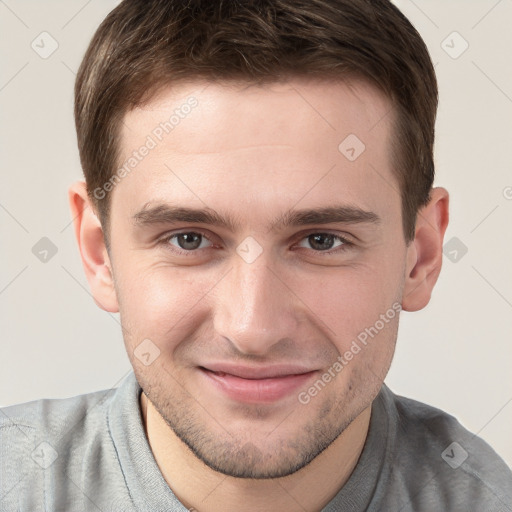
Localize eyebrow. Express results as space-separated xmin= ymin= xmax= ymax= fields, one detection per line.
xmin=132 ymin=203 xmax=381 ymax=232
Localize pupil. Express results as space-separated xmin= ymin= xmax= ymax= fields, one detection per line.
xmin=310 ymin=234 xmax=334 ymax=251
xmin=178 ymin=233 xmax=201 ymax=250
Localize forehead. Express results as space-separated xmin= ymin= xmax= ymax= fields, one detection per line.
xmin=113 ymin=78 xmax=398 ymax=227
xmin=124 ymin=77 xmax=392 ymax=153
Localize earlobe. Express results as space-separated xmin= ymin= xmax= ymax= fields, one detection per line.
xmin=402 ymin=187 xmax=450 ymax=312
xmin=67 ymin=181 xmax=119 ymax=313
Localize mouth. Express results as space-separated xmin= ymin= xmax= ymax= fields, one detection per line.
xmin=198 ymin=365 xmax=319 ymax=404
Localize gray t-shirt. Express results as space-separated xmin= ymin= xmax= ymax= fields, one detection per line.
xmin=1 ymin=371 xmax=511 ymax=511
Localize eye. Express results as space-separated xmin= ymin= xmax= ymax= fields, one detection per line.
xmin=158 ymin=230 xmax=354 ymax=256
xmin=296 ymin=232 xmax=353 ymax=253
xmin=161 ymin=231 xmax=213 ymax=253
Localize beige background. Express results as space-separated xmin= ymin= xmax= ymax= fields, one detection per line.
xmin=1 ymin=0 xmax=511 ymax=468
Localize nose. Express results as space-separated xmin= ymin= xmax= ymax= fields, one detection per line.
xmin=213 ymin=252 xmax=300 ymax=356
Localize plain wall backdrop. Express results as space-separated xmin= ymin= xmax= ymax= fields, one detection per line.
xmin=1 ymin=0 xmax=511 ymax=468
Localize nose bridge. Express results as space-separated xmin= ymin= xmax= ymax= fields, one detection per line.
xmin=214 ymin=254 xmax=298 ymax=356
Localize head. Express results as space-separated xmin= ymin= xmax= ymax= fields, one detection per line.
xmin=69 ymin=0 xmax=449 ymax=478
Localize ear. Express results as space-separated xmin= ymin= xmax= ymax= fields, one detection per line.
xmin=402 ymin=187 xmax=449 ymax=312
xmin=67 ymin=181 xmax=119 ymax=313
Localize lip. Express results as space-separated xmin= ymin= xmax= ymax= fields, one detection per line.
xmin=198 ymin=364 xmax=319 ymax=403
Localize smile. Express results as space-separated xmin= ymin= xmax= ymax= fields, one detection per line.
xmin=198 ymin=366 xmax=319 ymax=404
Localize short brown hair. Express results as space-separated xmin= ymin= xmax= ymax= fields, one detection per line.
xmin=75 ymin=0 xmax=437 ymax=248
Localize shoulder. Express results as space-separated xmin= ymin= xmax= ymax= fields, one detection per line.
xmin=379 ymin=386 xmax=512 ymax=511
xmin=0 ymin=386 xmax=119 ymax=509
xmin=0 ymin=386 xmax=115 ymax=441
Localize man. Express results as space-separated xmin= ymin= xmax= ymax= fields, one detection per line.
xmin=1 ymin=0 xmax=511 ymax=510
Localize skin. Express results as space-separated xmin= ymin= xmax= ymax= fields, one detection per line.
xmin=69 ymin=77 xmax=449 ymax=512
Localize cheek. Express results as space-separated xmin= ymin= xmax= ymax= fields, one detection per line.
xmin=297 ymin=261 xmax=402 ymax=341
xmin=114 ymin=261 xmax=213 ymax=342
xmin=114 ymin=241 xmax=404 ymax=360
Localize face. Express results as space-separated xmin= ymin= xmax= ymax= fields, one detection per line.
xmin=106 ymin=78 xmax=407 ymax=478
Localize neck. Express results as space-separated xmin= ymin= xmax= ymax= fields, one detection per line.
xmin=140 ymin=392 xmax=371 ymax=512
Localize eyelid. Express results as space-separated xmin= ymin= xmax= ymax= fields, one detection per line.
xmin=158 ymin=229 xmax=216 ymax=251
xmin=295 ymin=229 xmax=355 ymax=245
xmin=292 ymin=231 xmax=355 ymax=256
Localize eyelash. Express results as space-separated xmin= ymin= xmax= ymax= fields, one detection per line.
xmin=157 ymin=230 xmax=355 ymax=256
